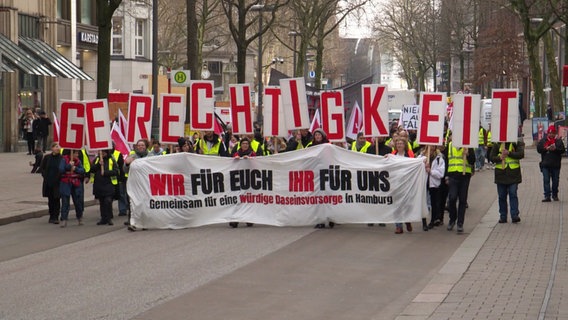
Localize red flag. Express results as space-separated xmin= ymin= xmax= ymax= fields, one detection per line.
xmin=52 ymin=112 xmax=60 ymax=143
xmin=345 ymin=101 xmax=362 ymax=140
xmin=214 ymin=113 xmax=224 ymax=136
xmin=118 ymin=108 xmax=128 ymax=137
xmin=111 ymin=122 xmax=131 ymax=157
xmin=309 ymin=108 xmax=321 ymax=132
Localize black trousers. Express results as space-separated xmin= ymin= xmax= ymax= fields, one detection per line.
xmin=46 ymin=187 xmax=60 ymax=222
xmin=448 ymin=175 xmax=471 ymax=227
xmin=99 ymin=195 xmax=114 ymax=223
xmin=429 ymin=186 xmax=442 ymax=223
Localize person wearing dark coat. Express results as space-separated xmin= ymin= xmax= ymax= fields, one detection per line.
xmin=537 ymin=125 xmax=566 ymax=202
xmin=91 ymin=149 xmax=119 ymax=225
xmin=40 ymin=142 xmax=63 ymax=224
xmin=35 ymin=111 xmax=52 ymax=152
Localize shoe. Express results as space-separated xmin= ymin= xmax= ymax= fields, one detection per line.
xmin=127 ymin=225 xmax=137 ymax=232
xmin=77 ymin=219 xmax=83 ymax=226
xmin=53 ymin=220 xmax=59 ymax=225
xmin=96 ymin=221 xmax=107 ymax=225
xmin=457 ymin=225 xmax=464 ymax=233
xmin=367 ymin=223 xmax=374 ymax=227
xmin=447 ymin=221 xmax=455 ymax=231
xmin=427 ymin=223 xmax=435 ymax=229
xmin=246 ymin=223 xmax=254 ymax=227
xmin=433 ymin=219 xmax=441 ymax=226
xmin=542 ymin=198 xmax=551 ymax=202
xmin=118 ymin=212 xmax=127 ymax=216
xmin=512 ymin=216 xmax=521 ymax=223
xmin=328 ymin=222 xmax=335 ymax=228
xmin=60 ymin=220 xmax=67 ymax=228
xmin=124 ymin=221 xmax=130 ymax=226
xmin=378 ymin=223 xmax=386 ymax=227
xmin=395 ymin=227 xmax=403 ymax=234
xmin=405 ymin=222 xmax=412 ymax=232
xmin=229 ymin=222 xmax=239 ymax=228
xmin=314 ymin=223 xmax=325 ymax=229
xmin=553 ymin=197 xmax=559 ymax=201
xmin=498 ymin=218 xmax=507 ymax=223
xmin=107 ymin=220 xmax=114 ymax=226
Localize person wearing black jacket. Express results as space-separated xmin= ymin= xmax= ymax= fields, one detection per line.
xmin=34 ymin=111 xmax=52 ymax=152
xmin=92 ymin=149 xmax=119 ymax=226
xmin=40 ymin=142 xmax=63 ymax=224
xmin=537 ymin=125 xmax=566 ymax=202
xmin=286 ymin=129 xmax=312 ymax=151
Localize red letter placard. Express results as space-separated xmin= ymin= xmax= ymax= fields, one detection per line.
xmin=160 ymin=94 xmax=186 ymax=144
xmin=417 ymin=93 xmax=445 ymax=145
xmin=491 ymin=89 xmax=519 ymax=143
xmin=190 ymin=81 xmax=214 ymax=131
xmin=321 ymin=90 xmax=345 ymax=142
xmin=126 ymin=94 xmax=153 ymax=143
xmin=85 ymin=100 xmax=112 ymax=150
xmin=58 ymin=100 xmax=85 ymax=149
xmin=362 ymin=84 xmax=389 ymax=137
xmin=263 ymin=86 xmax=287 ymax=137
xmin=229 ymin=84 xmax=254 ymax=135
xmin=280 ymin=78 xmax=310 ymax=130
xmin=451 ymin=94 xmax=481 ymax=148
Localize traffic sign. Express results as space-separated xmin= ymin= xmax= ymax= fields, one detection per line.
xmin=171 ymin=70 xmax=191 ymax=87
xmin=309 ymin=70 xmax=316 ymax=79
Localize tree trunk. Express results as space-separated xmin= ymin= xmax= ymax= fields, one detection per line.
xmin=544 ymin=32 xmax=563 ymax=115
xmin=527 ymin=40 xmax=544 ymax=117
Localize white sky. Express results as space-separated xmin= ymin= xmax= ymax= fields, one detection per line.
xmin=338 ymin=0 xmax=384 ymax=39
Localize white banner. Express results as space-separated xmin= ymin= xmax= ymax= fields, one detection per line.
xmin=320 ymin=90 xmax=345 ymax=142
xmin=451 ymin=94 xmax=481 ymax=148
xmin=230 ymin=84 xmax=254 ymax=135
xmin=190 ymin=81 xmax=215 ymax=131
xmin=159 ymin=93 xmax=186 ymax=144
xmin=362 ymin=84 xmax=389 ymax=137
xmin=263 ymin=87 xmax=288 ymax=137
xmin=491 ymin=89 xmax=519 ymax=143
xmin=280 ymin=78 xmax=310 ymax=129
xmin=127 ymin=144 xmax=428 ymax=229
xmin=126 ymin=94 xmax=154 ymax=143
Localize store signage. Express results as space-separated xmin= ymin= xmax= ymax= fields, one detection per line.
xmin=78 ymin=32 xmax=99 ymax=44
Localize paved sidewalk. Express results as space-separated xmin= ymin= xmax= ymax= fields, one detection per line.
xmin=397 ymin=128 xmax=568 ymax=319
xmin=0 ymin=151 xmax=95 ymax=225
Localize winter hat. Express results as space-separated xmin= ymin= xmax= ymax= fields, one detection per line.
xmin=312 ymin=128 xmax=327 ymax=138
xmin=548 ymin=125 xmax=556 ymax=134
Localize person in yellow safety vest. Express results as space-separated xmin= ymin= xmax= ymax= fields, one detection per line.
xmin=111 ymin=147 xmax=128 ymax=217
xmin=475 ymin=125 xmax=489 ymax=171
xmin=149 ymin=140 xmax=167 ymax=155
xmin=123 ymin=139 xmax=155 ymax=230
xmin=286 ymin=129 xmax=312 ymax=151
xmin=351 ymin=132 xmax=371 ymax=153
xmin=91 ymin=148 xmax=119 ymax=226
xmin=490 ymin=138 xmax=524 ymax=224
xmin=444 ymin=141 xmax=476 ymax=233
xmin=485 ymin=125 xmax=494 ymax=169
xmin=195 ymin=131 xmax=228 ymax=156
xmin=231 ymin=135 xmax=268 ymax=156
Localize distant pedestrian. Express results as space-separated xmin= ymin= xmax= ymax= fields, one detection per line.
xmin=546 ymin=104 xmax=553 ymax=121
xmin=490 ymin=138 xmax=524 ymax=223
xmin=35 ymin=111 xmax=52 ymax=152
xmin=29 ymin=147 xmax=44 ymax=174
xmin=23 ymin=109 xmax=36 ymax=155
xmin=40 ymin=142 xmax=63 ymax=224
xmin=537 ymin=125 xmax=566 ymax=202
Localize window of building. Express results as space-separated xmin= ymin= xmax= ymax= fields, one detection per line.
xmin=18 ymin=15 xmax=39 ymax=38
xmin=135 ymin=19 xmax=145 ymax=57
xmin=112 ymin=17 xmax=123 ymax=55
xmin=57 ymin=0 xmax=71 ymax=20
xmin=208 ymin=61 xmax=222 ymax=75
xmin=79 ymin=0 xmax=93 ymax=25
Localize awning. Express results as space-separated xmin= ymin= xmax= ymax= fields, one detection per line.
xmin=0 ymin=33 xmax=56 ymax=77
xmin=0 ymin=55 xmax=14 ymax=73
xmin=19 ymin=37 xmax=94 ymax=81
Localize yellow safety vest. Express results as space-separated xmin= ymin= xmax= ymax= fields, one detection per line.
xmin=478 ymin=128 xmax=487 ymax=146
xmin=447 ymin=143 xmax=472 ymax=174
xmin=351 ymin=141 xmax=371 ymax=153
xmin=93 ymin=157 xmax=118 ymax=185
xmin=199 ymin=138 xmax=221 ymax=155
xmin=487 ymin=131 xmax=493 ymax=147
xmin=494 ymin=144 xmax=520 ymax=170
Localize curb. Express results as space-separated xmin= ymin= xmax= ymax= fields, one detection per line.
xmin=0 ymin=200 xmax=98 ymax=226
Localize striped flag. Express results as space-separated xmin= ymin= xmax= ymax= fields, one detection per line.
xmin=309 ymin=108 xmax=321 ymax=133
xmin=111 ymin=122 xmax=131 ymax=157
xmin=118 ymin=108 xmax=128 ymax=137
xmin=345 ymin=101 xmax=362 ymax=140
xmin=52 ymin=112 xmax=60 ymax=142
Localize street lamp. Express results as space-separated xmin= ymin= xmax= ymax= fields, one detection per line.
xmin=251 ymin=3 xmax=273 ymax=126
xmin=288 ymin=30 xmax=299 ymax=76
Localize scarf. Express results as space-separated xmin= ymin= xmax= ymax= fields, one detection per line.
xmin=544 ymin=136 xmax=556 ymax=148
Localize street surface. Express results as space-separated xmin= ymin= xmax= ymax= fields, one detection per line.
xmin=0 ymin=165 xmax=496 ymax=320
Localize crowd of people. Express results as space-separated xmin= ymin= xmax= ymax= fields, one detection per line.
xmin=32 ymin=114 xmax=566 ymax=234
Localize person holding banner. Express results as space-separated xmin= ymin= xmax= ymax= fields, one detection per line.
xmin=388 ymin=137 xmax=415 ymax=234
xmin=40 ymin=142 xmax=63 ymax=224
xmin=59 ymin=149 xmax=86 ymax=227
xmin=307 ymin=128 xmax=333 ymax=229
xmin=426 ymin=145 xmax=446 ymax=229
xmin=445 ymin=141 xmax=476 ymax=233
xmin=537 ymin=125 xmax=566 ymax=202
xmin=286 ymin=129 xmax=312 ymax=151
xmin=92 ymin=149 xmax=119 ymax=226
xmin=351 ymin=132 xmax=371 ymax=153
xmin=229 ymin=137 xmax=256 ymax=228
xmin=124 ymin=139 xmax=154 ymax=228
xmin=195 ymin=131 xmax=228 ymax=157
xmin=490 ymin=136 xmax=524 ymax=223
